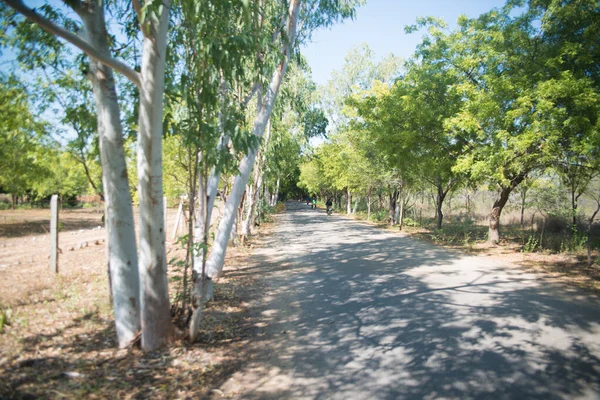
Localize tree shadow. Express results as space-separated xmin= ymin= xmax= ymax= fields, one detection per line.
xmin=221 ymin=201 xmax=600 ymax=399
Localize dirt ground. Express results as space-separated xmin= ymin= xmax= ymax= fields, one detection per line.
xmin=0 ymin=206 xmax=270 ymax=399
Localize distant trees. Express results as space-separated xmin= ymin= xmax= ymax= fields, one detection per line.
xmin=305 ymin=0 xmax=600 ymax=247
xmin=0 ymin=76 xmax=50 ymax=206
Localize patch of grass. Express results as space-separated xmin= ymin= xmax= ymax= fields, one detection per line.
xmin=415 ymin=223 xmax=488 ymax=247
xmin=0 ymin=306 xmax=12 ymax=333
xmin=522 ymin=235 xmax=539 ymax=253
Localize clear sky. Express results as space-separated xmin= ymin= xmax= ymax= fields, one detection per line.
xmin=302 ymin=0 xmax=508 ymax=85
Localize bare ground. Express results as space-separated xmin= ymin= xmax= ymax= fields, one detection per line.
xmin=0 ymin=207 xmax=272 ymax=399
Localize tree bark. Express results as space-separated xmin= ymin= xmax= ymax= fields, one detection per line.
xmin=587 ymin=193 xmax=600 ymax=266
xmin=77 ymin=4 xmax=140 ymax=348
xmin=571 ymin=186 xmax=578 ymax=227
xmin=436 ymin=185 xmax=446 ymax=230
xmin=136 ymin=3 xmax=173 ymax=351
xmin=489 ymin=174 xmax=526 ymax=244
xmin=388 ymin=187 xmax=398 ymax=225
xmin=399 ymin=196 xmax=405 ymax=230
xmin=204 ymin=0 xmax=300 ymax=280
xmin=520 ymin=195 xmax=526 ymax=227
xmin=272 ymin=176 xmax=280 ymax=206
xmin=242 ymin=118 xmax=271 ymax=240
xmin=346 ymin=188 xmax=352 ymax=215
xmin=367 ymin=188 xmax=372 ymax=221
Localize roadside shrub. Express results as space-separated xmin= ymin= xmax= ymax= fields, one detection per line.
xmin=257 ymin=199 xmax=275 ymax=223
xmin=522 ymin=235 xmax=539 ymax=253
xmin=542 ymin=213 xmax=570 ymax=234
xmin=275 ymin=202 xmax=286 ymax=213
xmin=371 ymin=210 xmax=387 ymax=222
xmin=402 ymin=217 xmax=419 ymax=227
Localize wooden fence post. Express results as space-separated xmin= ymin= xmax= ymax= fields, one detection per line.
xmin=172 ymin=197 xmax=184 ymax=240
xmin=50 ymin=194 xmax=59 ymax=273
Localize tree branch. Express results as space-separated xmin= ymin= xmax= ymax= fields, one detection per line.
xmin=242 ymin=82 xmax=260 ymax=106
xmin=4 ymin=0 xmax=142 ymax=88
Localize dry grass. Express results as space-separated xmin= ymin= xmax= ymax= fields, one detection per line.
xmin=0 ymin=208 xmax=273 ymax=399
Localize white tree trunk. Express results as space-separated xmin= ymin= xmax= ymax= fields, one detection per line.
xmin=367 ymin=189 xmax=372 ymax=220
xmin=78 ymin=6 xmax=140 ymax=348
xmin=205 ymin=1 xmax=299 ymax=279
xmin=137 ymin=4 xmax=172 ymax=351
xmin=346 ymin=189 xmax=352 ymax=215
xmin=272 ymin=177 xmax=280 ymax=206
xmin=241 ymin=183 xmax=254 ymax=238
xmin=352 ymin=196 xmax=359 ymax=214
xmin=230 ymin=210 xmax=239 ymax=246
xmin=172 ymin=197 xmax=184 ymax=240
xmin=241 ymin=118 xmax=271 ymax=239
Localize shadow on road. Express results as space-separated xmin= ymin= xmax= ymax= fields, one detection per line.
xmin=224 ymin=201 xmax=600 ymax=399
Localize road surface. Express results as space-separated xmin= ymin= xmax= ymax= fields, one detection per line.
xmin=218 ymin=201 xmax=600 ymax=399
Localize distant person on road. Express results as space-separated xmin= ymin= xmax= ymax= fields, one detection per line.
xmin=312 ymin=197 xmax=317 ymax=209
xmin=325 ymin=197 xmax=332 ymax=209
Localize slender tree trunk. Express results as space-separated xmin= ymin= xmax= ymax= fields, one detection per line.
xmin=520 ymin=197 xmax=526 ymax=227
xmin=137 ymin=4 xmax=173 ymax=351
xmin=190 ymin=162 xmax=213 ymax=342
xmin=399 ymin=196 xmax=405 ymax=230
xmin=346 ymin=188 xmax=351 ymax=214
xmin=203 ymin=79 xmax=231 ymax=234
xmin=273 ymin=176 xmax=280 ymax=206
xmin=204 ymin=1 xmax=300 ymax=280
xmin=436 ymin=184 xmax=446 ymax=230
xmin=78 ymin=5 xmax=140 ymax=348
xmin=489 ymin=174 xmax=526 ymax=244
xmin=242 ymin=118 xmax=271 ymax=240
xmin=587 ymin=195 xmax=600 ymax=266
xmin=388 ymin=188 xmax=398 ymax=225
xmin=190 ymin=80 xmax=233 ymax=337
xmin=367 ymin=190 xmax=372 ymax=221
xmin=571 ymin=186 xmax=578 ymax=227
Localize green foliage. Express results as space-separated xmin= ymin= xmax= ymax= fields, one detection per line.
xmin=257 ymin=198 xmax=275 ymax=223
xmin=402 ymin=217 xmax=419 ymax=228
xmin=0 ymin=75 xmax=51 ymax=199
xmin=522 ymin=235 xmax=539 ymax=253
xmin=0 ymin=306 xmax=12 ymax=334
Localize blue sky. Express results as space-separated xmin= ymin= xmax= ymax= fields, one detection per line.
xmin=302 ymin=0 xmax=508 ymax=85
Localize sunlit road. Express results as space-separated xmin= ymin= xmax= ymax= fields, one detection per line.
xmin=218 ymin=201 xmax=600 ymax=399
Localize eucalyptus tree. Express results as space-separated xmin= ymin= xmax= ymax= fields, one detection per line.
xmin=204 ymin=0 xmax=360 ymax=279
xmin=242 ymin=59 xmax=325 ymax=238
xmin=3 ymin=0 xmax=174 ymax=349
xmin=166 ymin=0 xmax=262 ymax=341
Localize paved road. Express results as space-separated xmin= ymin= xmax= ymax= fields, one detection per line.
xmin=219 ymin=201 xmax=600 ymax=399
